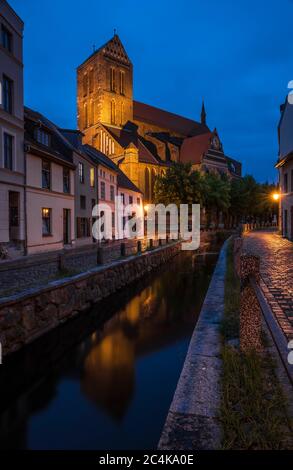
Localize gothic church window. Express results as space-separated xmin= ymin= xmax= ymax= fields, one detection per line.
xmin=119 ymin=71 xmax=125 ymax=94
xmin=120 ymin=102 xmax=124 ymax=126
xmin=111 ymin=100 xmax=116 ymax=125
xmin=110 ymin=67 xmax=116 ymax=92
xmin=89 ymin=69 xmax=94 ymax=93
xmin=144 ymin=168 xmax=150 ymax=202
xmin=83 ymin=73 xmax=88 ymax=96
xmin=84 ymin=102 xmax=88 ymax=128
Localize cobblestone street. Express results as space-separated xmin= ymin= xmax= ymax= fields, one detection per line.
xmin=244 ymin=229 xmax=293 ymax=340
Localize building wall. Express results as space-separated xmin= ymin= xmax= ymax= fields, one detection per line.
xmin=77 ymin=47 xmax=133 ymax=147
xmin=26 ymin=153 xmax=75 ymax=254
xmin=279 ymin=160 xmax=293 ymax=241
xmin=279 ymin=101 xmax=293 ymax=159
xmin=117 ymin=187 xmax=143 ymax=239
xmin=73 ymin=151 xmax=98 ymax=246
xmin=0 ymin=0 xmax=25 ymax=245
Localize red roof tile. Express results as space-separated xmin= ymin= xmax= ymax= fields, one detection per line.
xmin=180 ymin=132 xmax=212 ymax=164
xmin=133 ymin=101 xmax=209 ymax=136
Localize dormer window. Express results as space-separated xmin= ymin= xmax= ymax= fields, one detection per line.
xmin=1 ymin=25 xmax=12 ymax=53
xmin=36 ymin=128 xmax=50 ymax=147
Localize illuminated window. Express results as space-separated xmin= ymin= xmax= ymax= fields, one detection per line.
xmin=90 ymin=167 xmax=95 ymax=187
xmin=119 ymin=71 xmax=125 ymax=94
xmin=110 ymin=67 xmax=116 ymax=92
xmin=83 ymin=73 xmax=88 ymax=96
xmin=111 ymin=100 xmax=116 ymax=125
xmin=42 ymin=208 xmax=51 ymax=236
xmin=120 ymin=102 xmax=124 ymax=126
xmin=89 ymin=69 xmax=94 ymax=93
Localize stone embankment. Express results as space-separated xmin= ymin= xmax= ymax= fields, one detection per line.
xmin=0 ymin=242 xmax=180 ymax=356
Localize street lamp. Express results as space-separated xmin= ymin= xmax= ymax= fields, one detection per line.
xmin=272 ymin=192 xmax=280 ymax=202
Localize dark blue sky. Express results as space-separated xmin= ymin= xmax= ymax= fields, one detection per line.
xmin=10 ymin=0 xmax=292 ymax=182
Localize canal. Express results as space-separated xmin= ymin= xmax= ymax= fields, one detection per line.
xmin=0 ymin=245 xmax=220 ymax=450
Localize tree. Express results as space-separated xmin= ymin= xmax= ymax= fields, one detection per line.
xmin=154 ymin=162 xmax=205 ymax=206
xmin=202 ymin=172 xmax=231 ymax=227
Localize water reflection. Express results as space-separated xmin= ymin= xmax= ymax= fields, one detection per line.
xmin=0 ymin=247 xmax=220 ymax=450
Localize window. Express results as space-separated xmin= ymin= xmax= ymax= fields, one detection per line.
xmin=3 ymin=75 xmax=13 ymax=113
xmin=120 ymin=102 xmax=124 ymax=126
xmin=111 ymin=100 xmax=116 ymax=124
xmin=119 ymin=71 xmax=125 ymax=94
xmin=89 ymin=69 xmax=94 ymax=93
xmin=100 ymin=181 xmax=106 ymax=200
xmin=284 ymin=173 xmax=288 ymax=193
xmin=121 ymin=193 xmax=125 ymax=204
xmin=63 ymin=167 xmax=70 ymax=193
xmin=35 ymin=128 xmax=50 ymax=146
xmin=112 ymin=212 xmax=115 ymax=229
xmin=137 ymin=197 xmax=141 ymax=205
xmin=84 ymin=102 xmax=88 ymax=128
xmin=80 ymin=195 xmax=86 ymax=210
xmin=42 ymin=160 xmax=51 ymax=189
xmin=42 ymin=208 xmax=51 ymax=236
xmin=110 ymin=185 xmax=115 ymax=201
xmin=91 ymin=198 xmax=96 ymax=209
xmin=83 ymin=73 xmax=88 ymax=96
xmin=77 ymin=217 xmax=90 ymax=238
xmin=78 ymin=162 xmax=84 ymax=183
xmin=4 ymin=133 xmax=13 ymax=170
xmin=110 ymin=67 xmax=116 ymax=92
xmin=90 ymin=100 xmax=94 ymax=126
xmin=129 ymin=195 xmax=133 ymax=205
xmin=1 ymin=25 xmax=12 ymax=52
xmin=90 ymin=167 xmax=95 ymax=187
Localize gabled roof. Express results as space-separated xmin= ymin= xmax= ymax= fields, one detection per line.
xmin=117 ymin=168 xmax=142 ymax=194
xmin=78 ymin=34 xmax=131 ymax=69
xmin=24 ymin=106 xmax=75 ymax=166
xmin=180 ymin=132 xmax=213 ymax=164
xmin=133 ymin=101 xmax=210 ymax=137
xmin=83 ymin=145 xmax=118 ymax=172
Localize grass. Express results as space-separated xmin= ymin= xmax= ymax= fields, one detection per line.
xmin=220 ymin=239 xmax=293 ymax=450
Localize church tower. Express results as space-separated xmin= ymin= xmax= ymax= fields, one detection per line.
xmin=77 ymin=34 xmax=133 ymax=146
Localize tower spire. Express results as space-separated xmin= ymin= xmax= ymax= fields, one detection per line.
xmin=201 ymin=100 xmax=206 ymax=126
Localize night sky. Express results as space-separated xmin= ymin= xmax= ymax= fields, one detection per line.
xmin=9 ymin=0 xmax=293 ymax=182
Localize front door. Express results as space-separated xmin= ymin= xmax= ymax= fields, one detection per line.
xmin=63 ymin=209 xmax=70 ymax=245
xmin=9 ymin=191 xmax=20 ymax=242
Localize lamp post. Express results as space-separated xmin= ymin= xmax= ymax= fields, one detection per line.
xmin=271 ymin=192 xmax=282 ymax=234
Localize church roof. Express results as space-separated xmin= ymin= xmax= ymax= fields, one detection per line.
xmin=133 ymin=101 xmax=210 ymax=137
xmin=117 ymin=168 xmax=142 ymax=194
xmin=180 ymin=132 xmax=213 ymax=164
xmin=78 ymin=34 xmax=131 ymax=68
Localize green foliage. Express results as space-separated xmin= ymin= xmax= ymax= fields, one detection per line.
xmin=154 ymin=165 xmax=278 ymax=225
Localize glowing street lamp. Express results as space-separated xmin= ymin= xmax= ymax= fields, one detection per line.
xmin=272 ymin=192 xmax=280 ymax=202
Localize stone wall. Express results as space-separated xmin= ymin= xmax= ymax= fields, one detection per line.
xmin=0 ymin=242 xmax=181 ymax=357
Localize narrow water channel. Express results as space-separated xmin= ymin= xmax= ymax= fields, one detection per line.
xmin=0 ymin=245 xmax=220 ymax=450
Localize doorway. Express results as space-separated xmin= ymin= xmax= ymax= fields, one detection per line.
xmin=9 ymin=191 xmax=20 ymax=242
xmin=63 ymin=209 xmax=71 ymax=245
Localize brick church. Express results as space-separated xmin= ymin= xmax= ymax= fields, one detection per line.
xmin=77 ymin=34 xmax=241 ymax=203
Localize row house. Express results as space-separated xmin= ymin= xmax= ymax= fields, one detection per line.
xmin=24 ymin=107 xmax=75 ymax=254
xmin=276 ymin=97 xmax=293 ymax=240
xmin=0 ymin=0 xmax=25 ymax=255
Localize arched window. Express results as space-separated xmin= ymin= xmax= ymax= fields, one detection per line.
xmin=89 ymin=100 xmax=94 ymax=126
xmin=111 ymin=100 xmax=116 ymax=124
xmin=120 ymin=102 xmax=124 ymax=126
xmin=110 ymin=67 xmax=116 ymax=92
xmin=151 ymin=168 xmax=156 ymax=199
xmin=83 ymin=102 xmax=88 ymax=128
xmin=83 ymin=73 xmax=88 ymax=96
xmin=144 ymin=167 xmax=150 ymax=202
xmin=120 ymin=71 xmax=125 ymax=94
